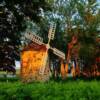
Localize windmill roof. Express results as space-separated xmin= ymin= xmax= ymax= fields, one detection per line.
xmin=22 ymin=42 xmax=47 ymax=52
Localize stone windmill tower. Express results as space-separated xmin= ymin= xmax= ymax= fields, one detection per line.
xmin=20 ymin=23 xmax=65 ymax=82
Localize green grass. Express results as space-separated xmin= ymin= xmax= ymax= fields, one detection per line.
xmin=0 ymin=78 xmax=100 ymax=100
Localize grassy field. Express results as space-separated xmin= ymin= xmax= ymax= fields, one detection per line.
xmin=0 ymin=78 xmax=100 ymax=100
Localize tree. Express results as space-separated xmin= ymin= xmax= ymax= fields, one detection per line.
xmin=41 ymin=0 xmax=100 ymax=68
xmin=0 ymin=0 xmax=52 ymax=73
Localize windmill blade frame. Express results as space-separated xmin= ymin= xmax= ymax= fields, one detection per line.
xmin=24 ymin=32 xmax=44 ymax=45
xmin=48 ymin=23 xmax=56 ymax=40
xmin=50 ymin=47 xmax=65 ymax=60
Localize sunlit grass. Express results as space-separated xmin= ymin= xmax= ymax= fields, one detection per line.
xmin=0 ymin=78 xmax=100 ymax=100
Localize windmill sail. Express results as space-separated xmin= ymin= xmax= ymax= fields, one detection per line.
xmin=50 ymin=47 xmax=65 ymax=60
xmin=24 ymin=32 xmax=43 ymax=45
xmin=48 ymin=23 xmax=56 ymax=40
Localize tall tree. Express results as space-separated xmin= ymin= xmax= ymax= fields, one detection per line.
xmin=41 ymin=0 xmax=100 ymax=67
xmin=0 ymin=0 xmax=52 ymax=72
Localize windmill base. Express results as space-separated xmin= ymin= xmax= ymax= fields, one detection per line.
xmin=21 ymin=66 xmax=50 ymax=83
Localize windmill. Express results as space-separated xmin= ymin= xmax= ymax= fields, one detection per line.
xmin=21 ymin=22 xmax=65 ymax=82
xmin=24 ymin=22 xmax=65 ymax=59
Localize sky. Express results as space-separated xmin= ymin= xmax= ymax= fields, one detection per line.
xmin=15 ymin=61 xmax=20 ymax=69
xmin=97 ymin=0 xmax=100 ymax=8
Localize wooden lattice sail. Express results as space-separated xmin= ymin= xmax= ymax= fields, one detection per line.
xmin=21 ymin=43 xmax=50 ymax=82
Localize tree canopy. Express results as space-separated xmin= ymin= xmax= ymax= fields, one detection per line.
xmin=0 ymin=0 xmax=52 ymax=71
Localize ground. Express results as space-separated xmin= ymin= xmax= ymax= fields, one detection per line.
xmin=0 ymin=78 xmax=100 ymax=100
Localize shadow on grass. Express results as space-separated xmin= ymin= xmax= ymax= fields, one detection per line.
xmin=0 ymin=76 xmax=100 ymax=83
xmin=50 ymin=76 xmax=100 ymax=83
xmin=0 ymin=77 xmax=20 ymax=82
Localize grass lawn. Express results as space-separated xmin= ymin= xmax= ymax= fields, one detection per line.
xmin=0 ymin=78 xmax=100 ymax=100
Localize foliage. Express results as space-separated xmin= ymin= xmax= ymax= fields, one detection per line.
xmin=0 ymin=79 xmax=100 ymax=100
xmin=49 ymin=0 xmax=100 ymax=65
xmin=0 ymin=0 xmax=52 ymax=71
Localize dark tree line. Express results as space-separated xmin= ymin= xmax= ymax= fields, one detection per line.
xmin=0 ymin=0 xmax=52 ymax=73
